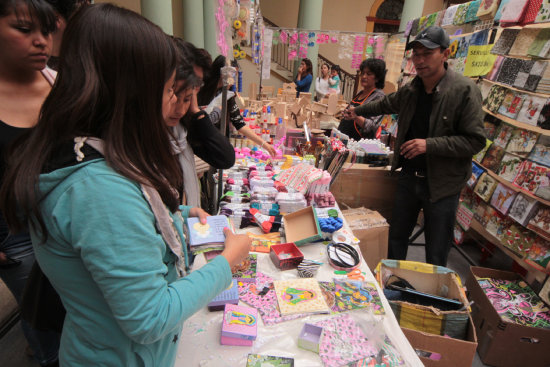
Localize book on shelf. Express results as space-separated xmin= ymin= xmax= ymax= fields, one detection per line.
xmin=500 ymin=224 xmax=534 ymax=257
xmin=186 ymin=215 xmax=230 ymax=252
xmin=485 ymin=206 xmax=512 ymax=240
xmin=497 ymin=152 xmax=523 ymax=182
xmin=474 ymin=200 xmax=489 ymax=226
xmin=457 ymin=201 xmax=474 ymax=230
xmin=505 ymin=128 xmax=539 ymax=158
xmin=467 ymin=161 xmax=486 ymax=189
xmin=524 ymin=236 xmax=550 ymax=273
xmin=508 ymin=193 xmax=540 ymax=227
xmin=490 ymin=183 xmax=517 ymax=215
xmin=480 ymin=144 xmax=505 ymax=172
xmin=473 ymin=139 xmax=492 ymax=163
xmin=474 ymin=172 xmax=498 ymax=202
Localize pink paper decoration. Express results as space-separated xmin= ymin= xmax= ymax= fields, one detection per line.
xmin=299 ymin=46 xmax=308 ymax=58
xmin=289 ymin=32 xmax=298 ymax=45
xmin=288 ymin=49 xmax=297 ymax=60
xmin=215 ymin=0 xmax=229 ymax=57
xmin=331 ymin=36 xmax=338 ymax=43
xmin=299 ymin=32 xmax=308 ymax=44
xmin=279 ymin=31 xmax=288 ymax=44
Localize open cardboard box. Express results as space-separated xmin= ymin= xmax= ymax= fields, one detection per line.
xmin=282 ymin=206 xmax=322 ymax=246
xmin=466 ymin=266 xmax=550 ymax=367
xmin=376 ymin=260 xmax=477 ymax=367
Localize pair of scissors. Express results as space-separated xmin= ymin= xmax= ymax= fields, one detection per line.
xmin=346 ymin=268 xmax=365 ymax=281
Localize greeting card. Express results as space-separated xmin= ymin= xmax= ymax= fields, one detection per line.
xmin=525 ymin=236 xmax=550 ymax=272
xmin=273 ymin=278 xmax=330 ymax=316
xmin=498 ymin=90 xmax=524 ymax=119
xmin=528 ymin=205 xmax=550 ymax=239
xmin=467 ymin=161 xmax=486 ymax=188
xmin=473 ymin=139 xmax=492 ymax=163
xmin=483 ymin=116 xmax=500 ymax=140
xmin=529 ymin=135 xmax=550 ymax=167
xmin=485 ymin=206 xmax=512 ymax=239
xmin=477 ymin=0 xmax=500 ymax=19
xmin=247 ymin=232 xmax=280 ymax=253
xmin=513 ymin=160 xmax=549 ymax=193
xmin=454 ymin=223 xmax=465 ymax=245
xmin=480 ymin=144 xmax=505 ymax=172
xmin=474 ymin=200 xmax=489 ymax=226
xmin=474 ymin=172 xmax=499 ymax=202
xmin=232 ymin=254 xmax=257 ymax=283
xmin=497 ymin=153 xmax=523 ymax=182
xmin=505 ymin=129 xmax=538 ymax=157
xmin=516 ymin=95 xmax=547 ymax=126
xmin=500 ymin=224 xmax=534 ymax=256
xmin=538 ymin=99 xmax=550 ymax=129
xmin=493 ymin=123 xmax=515 ymax=148
xmin=457 ymin=201 xmax=474 ymax=230
xmin=508 ymin=193 xmax=539 ymax=226
xmin=490 ymin=183 xmax=517 ymax=215
xmin=333 ymin=279 xmax=384 ymax=314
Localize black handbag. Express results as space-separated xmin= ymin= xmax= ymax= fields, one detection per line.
xmin=20 ymin=261 xmax=65 ymax=333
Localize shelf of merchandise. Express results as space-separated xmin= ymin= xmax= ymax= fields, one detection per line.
xmin=481 ymin=78 xmax=550 ymax=99
xmin=469 ymin=218 xmax=548 ymax=284
xmin=474 ymin=160 xmax=550 ymax=208
xmin=482 ymin=106 xmax=550 ymax=135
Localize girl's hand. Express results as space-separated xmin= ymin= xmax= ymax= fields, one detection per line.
xmin=263 ymin=143 xmax=277 ymax=157
xmin=221 ymin=228 xmax=251 ymax=268
xmin=189 ymin=207 xmax=209 ymax=224
xmin=189 ymin=89 xmax=201 ymax=115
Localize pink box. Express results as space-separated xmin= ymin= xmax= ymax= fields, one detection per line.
xmin=220 ymin=304 xmax=258 ymax=345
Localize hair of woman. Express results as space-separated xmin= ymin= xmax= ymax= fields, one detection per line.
xmin=0 ymin=3 xmax=181 ymax=237
xmin=0 ymin=0 xmax=57 ymax=34
xmin=360 ymin=58 xmax=387 ymax=89
xmin=197 ymin=54 xmax=226 ymax=106
xmin=301 ymin=58 xmax=313 ymax=76
xmin=172 ymin=38 xmax=200 ymax=92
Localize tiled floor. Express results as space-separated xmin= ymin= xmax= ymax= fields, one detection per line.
xmin=0 ymin=233 xmax=500 ymax=367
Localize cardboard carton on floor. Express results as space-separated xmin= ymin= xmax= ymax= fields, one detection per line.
xmin=376 ymin=260 xmax=477 ymax=367
xmin=341 ymin=207 xmax=388 ymax=271
xmin=466 ymin=266 xmax=550 ymax=367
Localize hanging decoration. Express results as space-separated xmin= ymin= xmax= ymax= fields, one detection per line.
xmin=215 ymin=0 xmax=231 ymax=57
xmin=261 ymin=28 xmax=273 ymax=80
xmin=351 ymin=35 xmax=366 ymax=69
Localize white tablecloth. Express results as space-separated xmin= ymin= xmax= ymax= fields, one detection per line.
xmin=174 ymin=207 xmax=423 ymax=367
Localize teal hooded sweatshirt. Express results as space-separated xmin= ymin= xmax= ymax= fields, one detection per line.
xmin=31 ymin=157 xmax=232 ymax=366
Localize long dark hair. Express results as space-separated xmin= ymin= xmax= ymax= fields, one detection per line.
xmin=0 ymin=3 xmax=181 ymax=237
xmin=0 ymin=0 xmax=57 ymax=34
xmin=197 ymin=54 xmax=227 ymax=106
xmin=301 ymin=58 xmax=313 ymax=76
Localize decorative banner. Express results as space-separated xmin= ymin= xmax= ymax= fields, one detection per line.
xmin=215 ymin=0 xmax=230 ymax=57
xmin=463 ymin=44 xmax=498 ymax=77
xmin=351 ymin=35 xmax=366 ymax=69
xmin=262 ymin=28 xmax=273 ymax=80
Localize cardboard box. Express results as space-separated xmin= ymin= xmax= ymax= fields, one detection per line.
xmin=207 ymin=279 xmax=239 ymax=311
xmin=402 ymin=317 xmax=478 ymax=367
xmin=466 ymin=266 xmax=550 ymax=367
xmin=331 ymin=165 xmax=397 ymax=221
xmin=298 ymin=323 xmax=322 ymax=353
xmin=221 ymin=304 xmax=258 ymax=346
xmin=282 ymin=206 xmax=322 ymax=246
xmin=341 ymin=207 xmax=388 ymax=271
xmin=376 ymin=260 xmax=477 ymax=367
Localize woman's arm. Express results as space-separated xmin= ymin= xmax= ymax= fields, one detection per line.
xmin=237 ymin=125 xmax=276 ymax=156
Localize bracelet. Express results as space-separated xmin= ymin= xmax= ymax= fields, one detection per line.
xmin=326 ymin=242 xmax=360 ymax=271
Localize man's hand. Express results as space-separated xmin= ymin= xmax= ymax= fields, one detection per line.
xmin=343 ymin=106 xmax=357 ymax=120
xmin=400 ymin=139 xmax=427 ymax=159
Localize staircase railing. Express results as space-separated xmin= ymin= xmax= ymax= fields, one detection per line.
xmin=263 ymin=18 xmax=358 ymax=101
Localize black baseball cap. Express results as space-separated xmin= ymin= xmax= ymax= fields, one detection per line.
xmin=406 ymin=26 xmax=450 ymax=50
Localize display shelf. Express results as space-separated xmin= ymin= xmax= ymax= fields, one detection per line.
xmin=469 ymin=219 xmax=548 ymax=284
xmin=476 ymin=164 xmax=550 ymax=208
xmin=481 ymin=78 xmax=550 ymax=99
xmin=482 ymin=106 xmax=550 ymax=136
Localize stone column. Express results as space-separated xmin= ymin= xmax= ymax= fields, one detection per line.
xmin=295 ymin=0 xmax=323 ymax=91
xmin=140 ymin=0 xmax=173 ymax=35
xmin=180 ymin=0 xmax=205 ymax=46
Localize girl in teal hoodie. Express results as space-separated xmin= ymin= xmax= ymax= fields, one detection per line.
xmin=0 ymin=4 xmax=251 ymax=367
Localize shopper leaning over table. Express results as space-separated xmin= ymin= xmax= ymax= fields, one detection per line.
xmin=344 ymin=26 xmax=485 ymax=266
xmin=0 ymin=4 xmax=251 ymax=366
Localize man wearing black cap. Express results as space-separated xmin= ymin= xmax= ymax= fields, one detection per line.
xmin=344 ymin=26 xmax=485 ymax=266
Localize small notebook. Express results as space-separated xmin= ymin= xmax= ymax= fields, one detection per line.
xmin=186 ymin=215 xmax=229 ymax=249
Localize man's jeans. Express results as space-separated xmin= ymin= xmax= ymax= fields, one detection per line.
xmin=388 ymin=171 xmax=460 ymax=267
